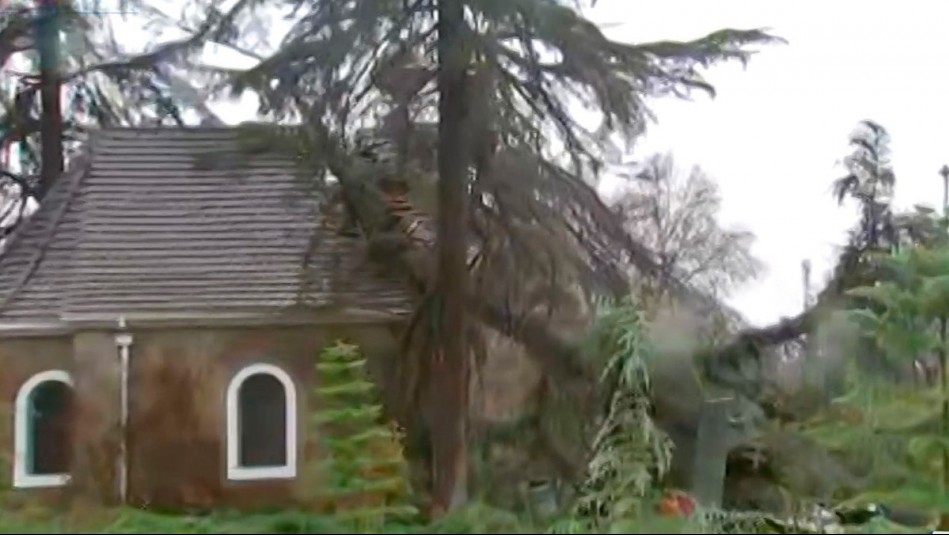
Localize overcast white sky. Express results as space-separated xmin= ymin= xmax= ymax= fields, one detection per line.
xmin=584 ymin=0 xmax=949 ymax=326
xmin=204 ymin=0 xmax=949 ymax=327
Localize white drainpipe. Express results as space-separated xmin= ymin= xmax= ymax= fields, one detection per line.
xmin=115 ymin=317 xmax=133 ymax=504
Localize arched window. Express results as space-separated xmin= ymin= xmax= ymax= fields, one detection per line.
xmin=13 ymin=370 xmax=74 ymax=488
xmin=225 ymin=363 xmax=297 ymax=480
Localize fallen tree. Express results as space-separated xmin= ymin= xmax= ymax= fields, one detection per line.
xmin=233 ymin=119 xmax=856 ymax=418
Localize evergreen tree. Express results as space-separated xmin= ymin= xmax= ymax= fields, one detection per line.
xmin=312 ymin=341 xmax=418 ymax=531
xmin=202 ymin=0 xmax=782 ymax=511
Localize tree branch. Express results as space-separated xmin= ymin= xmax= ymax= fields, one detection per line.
xmin=0 ymin=170 xmax=35 ymax=198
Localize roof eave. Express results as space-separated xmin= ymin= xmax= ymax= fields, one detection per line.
xmin=0 ymin=321 xmax=73 ymax=337
xmin=60 ymin=306 xmax=409 ymax=329
xmin=0 ymin=306 xmax=409 ymax=338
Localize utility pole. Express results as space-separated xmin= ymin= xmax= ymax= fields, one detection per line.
xmin=938 ymin=165 xmax=949 ymax=509
xmin=940 ymin=164 xmax=949 ymax=219
xmin=801 ymin=259 xmax=813 ymax=310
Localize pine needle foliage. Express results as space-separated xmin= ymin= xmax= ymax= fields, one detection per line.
xmin=0 ymin=0 xmax=230 ymax=201
xmin=204 ymin=0 xmax=786 ymax=394
xmin=310 ymin=340 xmax=420 ymax=531
xmin=565 ymin=296 xmax=673 ymax=530
xmin=797 ymin=244 xmax=949 ymax=514
xmin=550 ymin=297 xmax=829 ymax=534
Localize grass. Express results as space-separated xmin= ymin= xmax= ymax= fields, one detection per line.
xmin=0 ymin=507 xmax=366 ymax=534
xmin=0 ymin=503 xmax=544 ymax=534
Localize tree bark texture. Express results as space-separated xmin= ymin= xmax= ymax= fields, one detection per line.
xmin=37 ymin=0 xmax=64 ymax=199
xmin=431 ymin=0 xmax=470 ymax=516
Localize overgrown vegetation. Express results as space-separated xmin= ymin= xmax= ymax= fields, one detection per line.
xmin=11 ymin=298 xmax=923 ymax=534
xmin=801 ymin=245 xmax=949 ymax=514
xmin=310 ymin=341 xmax=419 ymax=529
xmin=567 ymin=297 xmax=672 ymax=531
xmin=4 ymin=0 xmax=949 ymax=533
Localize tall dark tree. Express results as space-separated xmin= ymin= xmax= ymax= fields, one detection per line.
xmin=432 ymin=0 xmax=471 ymax=512
xmin=832 ymin=119 xmax=897 ymax=252
xmin=35 ymin=0 xmax=63 ymax=199
xmin=1 ymin=0 xmax=799 ymax=511
xmin=830 ymin=120 xmax=904 ymax=380
xmin=203 ymin=0 xmax=783 ymax=512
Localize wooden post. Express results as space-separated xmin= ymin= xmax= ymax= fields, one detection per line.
xmin=691 ymin=396 xmax=735 ymax=508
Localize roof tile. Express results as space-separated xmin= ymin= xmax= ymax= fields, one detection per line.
xmin=0 ymin=127 xmax=412 ymax=324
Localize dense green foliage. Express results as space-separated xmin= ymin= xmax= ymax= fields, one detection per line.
xmin=802 ymin=244 xmax=949 ymax=513
xmin=1 ymin=294 xmax=945 ymax=533
xmin=310 ymin=341 xmax=419 ymax=528
xmin=4 ymin=1 xmax=949 ymax=533
xmin=567 ymin=297 xmax=672 ymax=530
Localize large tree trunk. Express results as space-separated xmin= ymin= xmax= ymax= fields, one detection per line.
xmin=307 ymin=109 xmax=829 ymax=443
xmin=36 ymin=0 xmax=63 ymax=199
xmin=431 ymin=0 xmax=470 ymax=516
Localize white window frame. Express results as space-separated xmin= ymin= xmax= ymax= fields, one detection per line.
xmin=13 ymin=369 xmax=73 ymax=489
xmin=225 ymin=363 xmax=297 ymax=481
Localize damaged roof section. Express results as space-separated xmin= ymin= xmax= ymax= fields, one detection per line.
xmin=0 ymin=127 xmax=412 ymax=329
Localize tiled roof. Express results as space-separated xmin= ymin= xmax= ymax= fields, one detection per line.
xmin=0 ymin=127 xmax=412 ymax=326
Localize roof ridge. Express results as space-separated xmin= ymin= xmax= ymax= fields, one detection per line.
xmin=0 ymin=150 xmax=90 ymax=312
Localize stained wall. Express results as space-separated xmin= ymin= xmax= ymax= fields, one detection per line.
xmin=0 ymin=321 xmax=402 ymax=512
